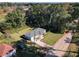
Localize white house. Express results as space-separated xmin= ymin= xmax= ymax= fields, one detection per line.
xmin=0 ymin=44 xmax=16 ymax=57
xmin=22 ymin=28 xmax=46 ymax=42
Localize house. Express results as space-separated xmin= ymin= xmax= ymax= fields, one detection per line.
xmin=21 ymin=28 xmax=46 ymax=42
xmin=0 ymin=44 xmax=16 ymax=57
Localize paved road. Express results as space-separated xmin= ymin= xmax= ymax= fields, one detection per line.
xmin=35 ymin=32 xmax=72 ymax=57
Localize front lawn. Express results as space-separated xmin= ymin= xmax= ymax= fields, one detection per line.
xmin=43 ymin=31 xmax=63 ymax=45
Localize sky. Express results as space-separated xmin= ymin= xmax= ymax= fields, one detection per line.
xmin=0 ymin=0 xmax=79 ymax=3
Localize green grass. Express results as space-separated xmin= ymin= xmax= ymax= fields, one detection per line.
xmin=10 ymin=26 xmax=32 ymax=40
xmin=43 ymin=31 xmax=63 ymax=45
xmin=0 ymin=25 xmax=32 ymax=45
xmin=0 ymin=38 xmax=16 ymax=45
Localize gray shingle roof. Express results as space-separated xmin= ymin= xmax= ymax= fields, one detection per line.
xmin=24 ymin=28 xmax=46 ymax=39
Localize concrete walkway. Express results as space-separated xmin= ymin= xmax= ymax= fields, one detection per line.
xmin=35 ymin=32 xmax=72 ymax=57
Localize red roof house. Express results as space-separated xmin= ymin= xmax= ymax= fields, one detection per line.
xmin=0 ymin=44 xmax=16 ymax=57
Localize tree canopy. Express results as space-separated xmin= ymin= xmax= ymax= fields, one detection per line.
xmin=25 ymin=4 xmax=72 ymax=33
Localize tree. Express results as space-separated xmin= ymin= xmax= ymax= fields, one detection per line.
xmin=6 ymin=9 xmax=25 ymax=28
xmin=25 ymin=4 xmax=71 ymax=33
xmin=70 ymin=3 xmax=79 ymax=19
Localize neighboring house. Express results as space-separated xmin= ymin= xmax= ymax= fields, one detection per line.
xmin=21 ymin=28 xmax=46 ymax=42
xmin=0 ymin=44 xmax=16 ymax=57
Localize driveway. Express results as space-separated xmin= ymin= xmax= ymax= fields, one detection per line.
xmin=35 ymin=40 xmax=50 ymax=47
xmin=50 ymin=32 xmax=72 ymax=57
xmin=35 ymin=32 xmax=72 ymax=57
